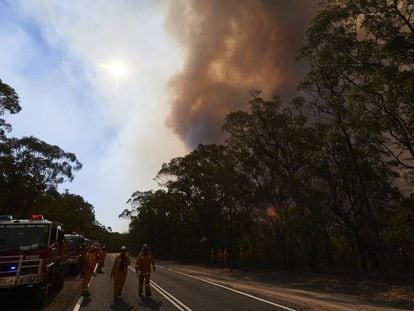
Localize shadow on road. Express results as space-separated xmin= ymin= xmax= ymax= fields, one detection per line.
xmin=81 ymin=296 xmax=92 ymax=307
xmin=137 ymin=297 xmax=163 ymax=310
xmin=110 ymin=298 xmax=134 ymax=310
xmin=1 ymin=285 xmax=62 ymax=310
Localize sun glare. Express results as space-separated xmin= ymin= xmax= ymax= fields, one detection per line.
xmin=99 ymin=62 xmax=128 ymax=78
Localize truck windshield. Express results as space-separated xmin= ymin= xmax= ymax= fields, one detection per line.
xmin=0 ymin=224 xmax=50 ymax=251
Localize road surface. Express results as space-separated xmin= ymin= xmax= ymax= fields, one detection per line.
xmin=74 ymin=254 xmax=297 ymax=311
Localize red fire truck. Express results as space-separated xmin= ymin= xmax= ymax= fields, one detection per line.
xmin=0 ymin=215 xmax=69 ymax=306
xmin=64 ymin=232 xmax=89 ymax=273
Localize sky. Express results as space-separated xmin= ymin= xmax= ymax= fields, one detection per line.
xmin=0 ymin=0 xmax=320 ymax=232
xmin=0 ymin=0 xmax=187 ymax=232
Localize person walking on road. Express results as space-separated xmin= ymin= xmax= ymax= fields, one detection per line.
xmin=97 ymin=246 xmax=106 ymax=273
xmin=135 ymin=244 xmax=155 ymax=297
xmin=81 ymin=245 xmax=98 ymax=296
xmin=111 ymin=246 xmax=131 ymax=301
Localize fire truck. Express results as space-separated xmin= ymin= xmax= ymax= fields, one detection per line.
xmin=0 ymin=215 xmax=69 ymax=306
xmin=64 ymin=232 xmax=89 ymax=273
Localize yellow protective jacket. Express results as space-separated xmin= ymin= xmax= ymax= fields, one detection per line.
xmin=84 ymin=251 xmax=97 ymax=272
xmin=135 ymin=252 xmax=155 ymax=274
xmin=111 ymin=254 xmax=130 ymax=277
xmin=98 ymin=250 xmax=106 ymax=263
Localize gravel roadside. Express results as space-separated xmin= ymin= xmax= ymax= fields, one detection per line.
xmin=158 ymin=262 xmax=414 ymax=311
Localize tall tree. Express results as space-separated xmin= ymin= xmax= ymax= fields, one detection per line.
xmin=0 ymin=79 xmax=21 ymax=138
xmin=0 ymin=79 xmax=81 ymax=217
xmin=299 ymin=0 xmax=413 ymax=272
xmin=157 ymin=144 xmax=253 ymax=267
xmin=300 ymin=0 xmax=414 ymax=172
xmin=0 ymin=136 xmax=82 ymax=217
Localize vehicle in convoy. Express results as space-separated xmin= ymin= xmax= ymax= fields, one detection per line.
xmin=90 ymin=240 xmax=100 ymax=248
xmin=0 ymin=215 xmax=69 ymax=307
xmin=64 ymin=232 xmax=89 ymax=273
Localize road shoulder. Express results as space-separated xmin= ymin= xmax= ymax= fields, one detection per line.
xmin=157 ymin=262 xmax=414 ymax=311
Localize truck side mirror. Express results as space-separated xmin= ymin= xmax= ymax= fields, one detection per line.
xmin=58 ymin=230 xmax=65 ymax=243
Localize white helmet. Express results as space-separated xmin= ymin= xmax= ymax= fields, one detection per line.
xmin=120 ymin=246 xmax=127 ymax=251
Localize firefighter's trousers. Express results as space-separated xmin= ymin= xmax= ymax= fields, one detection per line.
xmin=81 ymin=269 xmax=94 ymax=293
xmin=138 ymin=272 xmax=151 ymax=295
xmin=97 ymin=261 xmax=104 ymax=273
xmin=113 ymin=271 xmax=127 ymax=298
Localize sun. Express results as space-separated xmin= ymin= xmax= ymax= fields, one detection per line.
xmin=99 ymin=62 xmax=129 ymax=78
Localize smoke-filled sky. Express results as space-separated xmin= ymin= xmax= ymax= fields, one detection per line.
xmin=168 ymin=0 xmax=319 ymax=146
xmin=0 ymin=0 xmax=319 ymax=232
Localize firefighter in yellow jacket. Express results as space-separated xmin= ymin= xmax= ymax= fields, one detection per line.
xmin=135 ymin=244 xmax=155 ymax=297
xmin=111 ymin=246 xmax=130 ymax=301
xmin=97 ymin=246 xmax=106 ymax=273
xmin=81 ymin=245 xmax=98 ymax=296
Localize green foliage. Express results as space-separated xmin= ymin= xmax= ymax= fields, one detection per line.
xmin=34 ymin=190 xmax=95 ymax=233
xmin=0 ymin=79 xmax=119 ymax=248
xmin=0 ymin=79 xmax=21 ymax=137
xmin=0 ymin=135 xmax=82 ymax=218
xmin=0 ymin=79 xmax=83 ymax=218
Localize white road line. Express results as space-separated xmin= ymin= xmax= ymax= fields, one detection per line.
xmin=73 ymin=295 xmax=83 ymax=311
xmin=158 ymin=266 xmax=296 ymax=311
xmin=128 ymin=266 xmax=192 ymax=311
xmin=151 ymin=280 xmax=192 ymax=311
xmin=73 ymin=263 xmax=98 ymax=311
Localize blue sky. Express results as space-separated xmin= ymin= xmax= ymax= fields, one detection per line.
xmin=0 ymin=0 xmax=187 ymax=232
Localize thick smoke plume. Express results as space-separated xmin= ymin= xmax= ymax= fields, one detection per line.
xmin=167 ymin=0 xmax=319 ymax=147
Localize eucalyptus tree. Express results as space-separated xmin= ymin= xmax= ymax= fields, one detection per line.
xmin=299 ymin=0 xmax=412 ymax=272
xmin=34 ymin=190 xmax=95 ymax=234
xmin=300 ymin=0 xmax=414 ymax=172
xmin=0 ymin=79 xmax=82 ymax=217
xmin=223 ymin=93 xmax=333 ymax=271
xmin=123 ymin=190 xmax=181 ymax=258
xmin=157 ymin=144 xmax=253 ymax=267
xmin=0 ymin=79 xmax=21 ymax=138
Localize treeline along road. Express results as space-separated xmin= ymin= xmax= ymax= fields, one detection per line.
xmin=0 ymin=0 xmax=414 ymax=310
xmin=121 ymin=0 xmax=414 ymax=277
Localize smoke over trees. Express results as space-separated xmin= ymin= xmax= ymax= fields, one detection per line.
xmin=167 ymin=0 xmax=319 ymax=147
xmin=124 ymin=0 xmax=414 ymax=274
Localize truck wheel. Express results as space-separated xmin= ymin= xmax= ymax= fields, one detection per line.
xmin=57 ymin=265 xmax=66 ymax=288
xmin=50 ymin=267 xmax=59 ymax=288
xmin=32 ymin=284 xmax=48 ymax=308
xmin=52 ymin=265 xmax=65 ymax=288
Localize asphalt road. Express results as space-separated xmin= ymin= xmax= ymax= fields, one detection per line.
xmin=1 ymin=269 xmax=81 ymax=311
xmin=75 ymin=254 xmax=297 ymax=311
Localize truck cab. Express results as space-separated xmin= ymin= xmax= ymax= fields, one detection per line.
xmin=0 ymin=215 xmax=69 ymax=306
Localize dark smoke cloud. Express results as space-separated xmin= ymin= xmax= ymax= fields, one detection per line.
xmin=167 ymin=0 xmax=320 ymax=147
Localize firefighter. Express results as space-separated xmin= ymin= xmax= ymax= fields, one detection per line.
xmin=111 ymin=246 xmax=131 ymax=301
xmin=135 ymin=244 xmax=155 ymax=297
xmin=81 ymin=245 xmax=98 ymax=296
xmin=97 ymin=246 xmax=106 ymax=273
